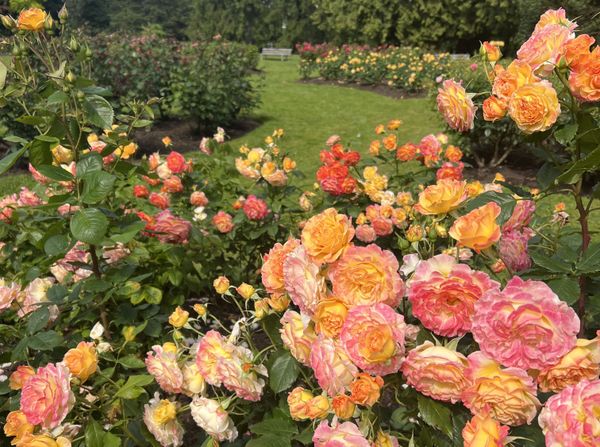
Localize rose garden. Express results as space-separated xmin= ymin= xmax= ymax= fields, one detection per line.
xmin=0 ymin=2 xmax=599 ymax=447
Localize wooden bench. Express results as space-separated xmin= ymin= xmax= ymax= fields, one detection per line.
xmin=450 ymin=53 xmax=471 ymax=60
xmin=261 ymin=48 xmax=292 ymax=61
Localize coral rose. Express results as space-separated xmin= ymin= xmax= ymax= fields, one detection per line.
xmin=449 ymin=202 xmax=501 ymax=252
xmin=329 ymin=244 xmax=404 ymax=308
xmin=564 ymin=34 xmax=595 ymax=70
xmin=314 ymin=299 xmax=348 ymax=338
xmin=483 ymin=96 xmax=508 ymax=122
xmin=280 ymin=310 xmax=317 ymax=365
xmin=17 ymin=8 xmax=46 ymax=31
xmin=190 ymin=397 xmax=238 ymax=442
xmin=212 ymin=211 xmax=234 ymax=233
xmin=301 ymin=208 xmax=354 ymax=264
xmin=20 ymin=363 xmax=75 ymax=429
xmin=492 ymin=60 xmax=538 ymax=102
xmin=462 ymin=410 xmax=509 ymax=447
xmin=161 ymin=176 xmax=183 ymax=194
xmin=355 ymin=224 xmax=377 ymax=243
xmin=166 ymin=151 xmax=188 ymax=174
xmin=133 ymin=184 xmax=149 ymax=198
xmin=538 ymin=336 xmax=600 ymax=393
xmin=243 ymin=195 xmax=269 ymax=221
xmin=153 ymin=210 xmax=191 ymax=244
xmin=538 ymin=379 xmax=600 ymax=446
xmin=401 ymin=341 xmax=469 ymax=403
xmin=349 ymin=373 xmax=383 ymax=407
xmin=313 ymin=420 xmax=370 ymax=447
xmin=569 ymin=47 xmax=600 ymax=102
xmin=461 ymin=352 xmax=540 ymax=426
xmin=414 ymin=179 xmax=468 ymax=215
xmin=283 ymin=245 xmax=326 ymax=315
xmin=261 ymin=238 xmax=300 ymax=294
xmin=63 ymin=341 xmax=98 ymax=383
xmin=149 ymin=192 xmax=170 ymax=210
xmin=436 ymin=79 xmax=476 ymax=132
xmin=340 ymin=303 xmax=409 ymax=376
xmin=508 ymin=80 xmax=560 ymax=133
xmin=143 ymin=393 xmax=184 ymax=447
xmin=309 ymin=336 xmax=358 ymax=396
xmin=190 ymin=191 xmax=208 ymax=207
xmin=472 ymin=276 xmax=579 ymax=370
xmin=145 ymin=344 xmax=184 ymax=394
xmin=396 ymin=143 xmax=417 ymax=161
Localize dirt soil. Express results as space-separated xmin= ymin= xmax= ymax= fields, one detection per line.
xmin=464 ymin=165 xmax=539 ymax=188
xmin=299 ymin=78 xmax=426 ymax=100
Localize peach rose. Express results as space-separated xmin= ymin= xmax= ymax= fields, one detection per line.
xmin=280 ymin=310 xmax=317 ymax=365
xmin=538 ymin=379 xmax=600 ymax=447
xmin=190 ymin=397 xmax=237 ymax=442
xmin=414 ymin=179 xmax=468 ymax=215
xmin=483 ymin=96 xmax=508 ymax=122
xmin=261 ymin=239 xmax=301 ymax=294
xmin=349 ymin=373 xmax=383 ymax=407
xmin=314 ymin=299 xmax=348 ymax=338
xmin=538 ymin=336 xmax=600 ymax=393
xmin=143 ymin=393 xmax=184 ymax=447
xmin=313 ymin=420 xmax=370 ymax=447
xmin=355 ymin=224 xmax=377 ymax=243
xmin=436 ymin=79 xmax=476 ymax=132
xmin=17 ymin=8 xmax=47 ymax=31
xmin=492 ymin=60 xmax=538 ymax=101
xmin=212 ymin=211 xmax=234 ymax=233
xmin=332 ymin=394 xmax=355 ymax=419
xmin=0 ymin=278 xmax=20 ymax=313
xmin=396 ymin=143 xmax=417 ymax=161
xmin=196 ymin=330 xmax=232 ymax=385
xmin=166 ymin=151 xmax=187 ymax=174
xmin=569 ymin=47 xmax=600 ymax=102
xmin=383 ymin=134 xmax=397 ymax=151
xmin=190 ymin=191 xmax=208 ymax=207
xmin=213 ymin=275 xmax=230 ymax=294
xmin=461 ymin=352 xmax=540 ymax=426
xmin=401 ymin=341 xmax=469 ymax=403
xmin=407 ymin=254 xmax=499 ymax=337
xmin=340 ymin=303 xmax=408 ymax=376
xmin=310 ymin=336 xmax=358 ymax=396
xmin=283 ymin=245 xmax=326 ymax=315
xmin=508 ymin=81 xmax=560 ymax=133
xmin=462 ymin=410 xmax=509 ymax=447
xmin=20 ymin=363 xmax=75 ymax=429
xmin=301 ymin=208 xmax=354 ymax=264
xmin=449 ymin=202 xmax=501 ymax=252
xmin=9 ymin=365 xmax=35 ymax=390
xmin=288 ymin=387 xmax=330 ymax=420
xmin=3 ymin=410 xmax=34 ymax=442
xmin=161 ymin=176 xmax=183 ymax=194
xmin=153 ymin=210 xmax=191 ymax=244
xmin=145 ymin=344 xmax=184 ymax=394
xmin=329 ymin=244 xmax=403 ymax=308
xmin=63 ymin=341 xmax=98 ymax=383
xmin=472 ymin=276 xmax=579 ymax=370
xmin=535 ymin=8 xmax=577 ymax=32
xmin=517 ymin=24 xmax=573 ymax=75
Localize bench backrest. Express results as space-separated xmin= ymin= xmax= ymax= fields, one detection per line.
xmin=261 ymin=48 xmax=292 ymax=56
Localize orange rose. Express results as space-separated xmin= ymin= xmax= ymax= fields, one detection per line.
xmin=382 ymin=134 xmax=397 ymax=151
xmin=396 ymin=143 xmax=417 ymax=161
xmin=482 ymin=96 xmax=508 ymax=122
xmin=332 ymin=395 xmax=356 ymax=419
xmin=3 ymin=410 xmax=34 ymax=441
xmin=287 ymin=387 xmax=329 ymax=420
xmin=387 ymin=119 xmax=402 ymax=130
xmin=267 ymin=293 xmax=290 ymax=312
xmin=508 ymin=81 xmax=560 ymax=133
xmin=481 ymin=41 xmax=502 ymax=62
xmin=569 ymin=47 xmax=600 ymax=103
xmin=564 ymin=34 xmax=595 ymax=70
xmin=414 ymin=179 xmax=468 ymax=215
xmin=9 ymin=365 xmax=35 ymax=390
xmin=492 ymin=60 xmax=538 ymax=102
xmin=314 ymin=299 xmax=348 ymax=338
xmin=17 ymin=8 xmax=47 ymax=31
xmin=449 ymin=202 xmax=501 ymax=252
xmin=349 ymin=374 xmax=383 ymax=407
xmin=462 ymin=410 xmax=509 ymax=447
xmin=444 ymin=145 xmax=463 ymax=162
xmin=369 ymin=140 xmax=381 ymax=156
xmin=301 ymin=208 xmax=354 ymax=264
xmin=63 ymin=341 xmax=98 ymax=382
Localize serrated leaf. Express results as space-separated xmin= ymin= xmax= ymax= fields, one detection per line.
xmin=47 ymin=91 xmax=69 ymax=106
xmin=117 ymin=355 xmax=146 ymax=369
xmin=548 ymin=278 xmax=579 ymax=305
xmin=417 ymin=394 xmax=453 ymax=438
xmin=83 ymin=95 xmax=114 ymax=129
xmin=141 ymin=285 xmax=162 ymax=304
xmin=268 ymin=350 xmax=298 ymax=393
xmin=531 ymin=251 xmax=572 ymax=273
xmin=27 ymin=307 xmax=50 ymax=334
xmin=115 ymin=374 xmax=154 ymax=399
xmin=577 ymin=243 xmax=600 ymax=273
xmin=464 ymin=191 xmax=515 ymax=225
xmin=81 ymin=171 xmax=116 ymax=204
xmin=85 ymin=419 xmax=105 ymax=447
xmin=44 ymin=234 xmax=70 ymax=256
xmin=554 ymin=123 xmax=578 ymax=146
xmin=251 ymin=413 xmax=298 ymax=438
xmin=28 ymin=330 xmax=63 ymax=350
xmin=76 ymin=153 xmax=103 ymax=177
xmin=557 ymin=146 xmax=600 ymax=185
xmin=70 ymin=208 xmax=108 ymax=245
xmin=36 ymin=164 xmax=74 ymax=181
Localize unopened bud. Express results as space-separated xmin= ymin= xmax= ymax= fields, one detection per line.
xmin=66 ymin=71 xmax=76 ymax=83
xmin=58 ymin=4 xmax=68 ymax=22
xmin=0 ymin=15 xmax=16 ymax=30
xmin=68 ymin=37 xmax=79 ymax=52
xmin=44 ymin=15 xmax=54 ymax=30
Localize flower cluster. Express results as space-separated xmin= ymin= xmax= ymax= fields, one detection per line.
xmin=316 ymin=136 xmax=361 ymax=196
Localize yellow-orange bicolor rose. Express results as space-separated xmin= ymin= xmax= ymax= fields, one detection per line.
xmin=382 ymin=134 xmax=397 ymax=151
xmin=287 ymin=387 xmax=329 ymax=420
xmin=168 ymin=306 xmax=189 ymax=328
xmin=63 ymin=341 xmax=98 ymax=383
xmin=3 ymin=410 xmax=34 ymax=442
xmin=387 ymin=119 xmax=402 ymax=130
xmin=449 ymin=202 xmax=501 ymax=252
xmin=213 ymin=276 xmax=230 ymax=294
xmin=9 ymin=365 xmax=35 ymax=390
xmin=17 ymin=8 xmax=47 ymax=31
xmin=349 ymin=373 xmax=383 ymax=407
xmin=301 ymin=208 xmax=354 ymax=264
xmin=283 ymin=157 xmax=296 ymax=172
xmin=436 ymin=79 xmax=476 ymax=132
xmin=508 ymin=80 xmax=560 ymax=134
xmin=481 ymin=41 xmax=502 ymax=62
xmin=153 ymin=399 xmax=177 ymax=425
xmin=414 ymin=179 xmax=468 ymax=215
xmin=538 ymin=336 xmax=600 ymax=393
xmin=462 ymin=410 xmax=509 ymax=447
xmin=11 ymin=434 xmax=71 ymax=447
xmin=332 ymin=394 xmax=355 ymax=419
xmin=466 ymin=181 xmax=484 ymax=197
xmin=314 ymin=299 xmax=348 ymax=338
xmin=483 ymin=96 xmax=508 ymax=122
xmin=267 ymin=292 xmax=290 ymax=312
xmin=236 ymin=282 xmax=255 ymax=300
xmin=569 ymin=47 xmax=600 ymax=103
xmin=492 ymin=60 xmax=538 ymax=102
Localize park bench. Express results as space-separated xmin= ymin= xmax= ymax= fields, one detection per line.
xmin=450 ymin=53 xmax=471 ymax=60
xmin=261 ymin=48 xmax=292 ymax=61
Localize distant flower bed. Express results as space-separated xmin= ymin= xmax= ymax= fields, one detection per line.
xmin=297 ymin=42 xmax=452 ymax=92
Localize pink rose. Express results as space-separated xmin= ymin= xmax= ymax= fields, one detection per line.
xmin=0 ymin=279 xmax=20 ymax=313
xmin=355 ymin=224 xmax=377 ymax=243
xmin=313 ymin=420 xmax=370 ymax=447
xmin=212 ymin=211 xmax=234 ymax=233
xmin=243 ymin=195 xmax=269 ymax=221
xmin=190 ymin=191 xmax=208 ymax=207
xmin=309 ymin=336 xmax=358 ymax=396
xmin=145 ymin=345 xmax=184 ymax=394
xmin=166 ymin=151 xmax=188 ymax=174
xmin=153 ymin=210 xmax=191 ymax=244
xmin=283 ymin=245 xmax=326 ymax=316
xmin=499 ymin=228 xmax=534 ymax=272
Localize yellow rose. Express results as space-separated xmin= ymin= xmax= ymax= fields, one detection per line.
xmin=213 ymin=276 xmax=230 ymax=294
xmin=114 ymin=142 xmax=137 ymax=159
xmin=254 ymin=298 xmax=270 ymax=319
xmin=414 ymin=179 xmax=468 ymax=215
xmin=17 ymin=8 xmax=47 ymax=31
xmin=449 ymin=202 xmax=501 ymax=252
xmin=508 ymin=81 xmax=560 ymax=134
xmin=301 ymin=208 xmax=354 ymax=264
xmin=168 ymin=306 xmax=189 ymax=328
xmin=466 ymin=181 xmax=484 ymax=197
xmin=481 ymin=41 xmax=502 ymax=62
xmin=193 ymin=303 xmax=207 ymax=317
xmin=332 ymin=394 xmax=355 ymax=419
xmin=267 ymin=292 xmax=290 ymax=312
xmin=152 ymin=400 xmax=177 ymax=425
xmin=492 ymin=60 xmax=538 ymax=102
xmin=236 ymin=282 xmax=255 ymax=300
xmin=63 ymin=341 xmax=98 ymax=382
xmin=17 ymin=434 xmax=71 ymax=447
xmin=3 ymin=410 xmax=34 ymax=441
xmin=287 ymin=387 xmax=329 ymax=420
xmin=406 ymin=225 xmax=424 ymax=242
xmin=260 ymin=161 xmax=277 ymax=177
xmin=51 ymin=145 xmax=74 ymax=164
xmin=314 ymin=299 xmax=348 ymax=338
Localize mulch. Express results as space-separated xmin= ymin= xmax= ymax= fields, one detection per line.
xmin=298 ymin=78 xmax=426 ymax=100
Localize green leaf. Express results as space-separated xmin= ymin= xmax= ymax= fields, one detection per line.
xmin=268 ymin=350 xmax=299 ymax=393
xmin=28 ymin=330 xmax=63 ymax=350
xmin=531 ymin=251 xmax=572 ymax=273
xmin=117 ymin=355 xmax=146 ymax=369
xmin=27 ymin=307 xmax=50 ymax=334
xmin=141 ymin=286 xmax=163 ymax=304
xmin=110 ymin=221 xmax=146 ymax=244
xmin=70 ymin=208 xmax=108 ymax=245
xmin=246 ymin=435 xmax=291 ymax=447
xmin=83 ymin=95 xmax=114 ymax=129
xmin=36 ymin=164 xmax=74 ymax=181
xmin=557 ymin=146 xmax=600 ymax=185
xmin=251 ymin=413 xmax=298 ymax=438
xmin=76 ymin=153 xmax=103 ymax=177
xmin=554 ymin=123 xmax=578 ymax=146
xmin=28 ymin=139 xmax=53 ymax=168
xmin=417 ymin=394 xmax=453 ymax=438
xmin=536 ymin=162 xmax=561 ymax=190
xmin=103 ymin=432 xmax=121 ymax=447
xmin=115 ymin=374 xmax=154 ymax=399
xmin=464 ymin=191 xmax=515 ymax=225
xmin=577 ymin=243 xmax=600 ymax=273
xmin=0 ymin=60 xmax=6 ymax=89
xmin=47 ymin=91 xmax=69 ymax=106
xmin=548 ymin=278 xmax=579 ymax=305
xmin=85 ymin=419 xmax=105 ymax=447
xmin=0 ymin=146 xmax=27 ymax=175
xmin=81 ymin=171 xmax=116 ymax=204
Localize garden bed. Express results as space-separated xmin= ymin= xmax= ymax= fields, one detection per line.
xmin=298 ymin=78 xmax=426 ymax=100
